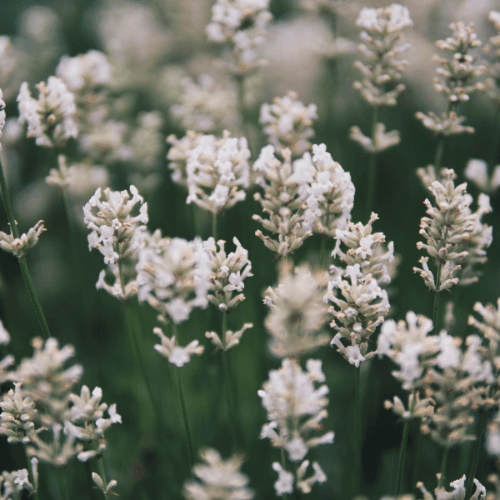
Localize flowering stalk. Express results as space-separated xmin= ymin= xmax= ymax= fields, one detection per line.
xmin=22 ymin=444 xmax=39 ymax=500
xmin=354 ymin=366 xmax=361 ymax=497
xmin=394 ymin=393 xmax=415 ymax=498
xmin=464 ymin=410 xmax=489 ymax=500
xmin=0 ymin=157 xmax=50 ymax=340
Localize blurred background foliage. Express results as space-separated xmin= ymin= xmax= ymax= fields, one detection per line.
xmin=1 ymin=0 xmax=500 ymax=499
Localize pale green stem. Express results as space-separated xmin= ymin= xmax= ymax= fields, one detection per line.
xmin=438 ymin=446 xmax=449 ymax=488
xmin=354 ymin=366 xmax=361 ymax=496
xmin=366 ymin=106 xmax=379 ymax=220
xmin=394 ymin=401 xmax=413 ymax=497
xmin=212 ymin=211 xmax=217 ymax=241
xmin=464 ymin=410 xmax=489 ymax=499
xmin=56 ymin=468 xmax=70 ymax=500
xmin=0 ymin=157 xmax=51 ymax=339
xmin=281 ymin=448 xmax=288 ymax=500
xmin=95 ymin=444 xmax=110 ymax=500
xmin=23 ymin=443 xmax=39 ymax=500
xmin=411 ymin=429 xmax=424 ymax=490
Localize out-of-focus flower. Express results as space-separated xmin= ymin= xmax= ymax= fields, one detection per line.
xmin=465 ymin=159 xmax=500 ymax=195
xmin=167 ymin=131 xmax=203 ymax=188
xmin=0 ymin=221 xmax=46 ymax=259
xmin=183 ymin=448 xmax=254 ymax=500
xmin=417 ymin=475 xmax=486 ymax=500
xmin=153 ymin=327 xmax=204 ymax=367
xmin=260 ymin=91 xmax=317 ymax=157
xmin=17 ymin=77 xmax=78 ymax=148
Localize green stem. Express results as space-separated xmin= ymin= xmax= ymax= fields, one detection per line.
xmin=212 ymin=212 xmax=217 ymax=241
xmin=438 ymin=446 xmax=449 ymax=488
xmin=489 ymin=103 xmax=500 ymax=169
xmin=83 ymin=461 xmax=98 ymax=500
xmin=464 ymin=410 xmax=489 ymax=500
xmin=366 ymin=106 xmax=379 ymax=220
xmin=96 ymin=454 xmax=110 ymax=500
xmin=411 ymin=429 xmax=424 ymax=490
xmin=174 ymin=365 xmax=195 ymax=469
xmin=394 ymin=418 xmax=411 ymax=497
xmin=281 ymin=448 xmax=288 ymax=500
xmin=432 ymin=283 xmax=441 ymax=335
xmin=56 ymin=468 xmax=70 ymax=500
xmin=434 ymin=136 xmax=445 ymax=171
xmin=23 ymin=443 xmax=39 ymax=500
xmin=0 ymin=157 xmax=51 ymax=340
xmin=354 ymin=366 xmax=361 ymax=496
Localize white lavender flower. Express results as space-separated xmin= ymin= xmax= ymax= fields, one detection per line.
xmin=253 ymin=146 xmax=312 ymax=257
xmin=136 ymin=235 xmax=211 ymax=324
xmin=350 ymin=123 xmax=400 ymax=155
xmin=167 ymin=131 xmax=203 ymax=188
xmin=356 ymin=4 xmax=412 ymax=33
xmin=153 ymin=327 xmax=204 ymax=367
xmin=487 ymin=411 xmax=500 ymax=456
xmin=0 ymin=88 xmax=5 ymax=151
xmin=56 ymin=50 xmax=112 ymax=93
xmin=414 ymin=168 xmax=492 ymax=290
xmin=183 ymin=448 xmax=254 ymax=500
xmin=330 ymin=213 xmax=395 ymax=285
xmin=260 ymin=91 xmax=318 ymax=158
xmin=484 ymin=11 xmax=500 ymax=104
xmin=0 ymin=383 xmax=37 ymax=444
xmin=259 ymin=359 xmax=333 ymax=495
xmin=127 ymin=111 xmax=164 ymax=171
xmin=171 ymin=75 xmax=238 ymax=133
xmin=0 ymin=221 xmax=46 ymax=259
xmin=0 ymin=319 xmax=9 ymax=346
xmin=416 ymin=22 xmax=485 ymax=136
xmin=203 ymin=237 xmax=253 ymax=312
xmin=186 ymin=131 xmax=250 ymax=215
xmin=417 ymin=475 xmax=486 ymax=500
xmin=92 ymin=472 xmax=118 ymax=497
xmin=206 ymin=323 xmax=253 ymax=352
xmin=465 ymin=159 xmax=500 ymax=195
xmin=264 ymin=265 xmax=329 ymax=358
xmin=17 ymin=76 xmax=78 ymax=148
xmin=327 ymin=264 xmax=390 ymax=366
xmin=0 ymin=469 xmax=35 ymax=498
xmin=293 ymin=143 xmax=354 ymax=237
xmin=206 ymin=0 xmax=272 ymax=74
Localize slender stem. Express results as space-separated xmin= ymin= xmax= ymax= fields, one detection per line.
xmin=212 ymin=212 xmax=217 ymax=241
xmin=411 ymin=429 xmax=424 ymax=489
xmin=56 ymin=468 xmax=71 ymax=500
xmin=432 ymin=284 xmax=441 ymax=335
xmin=438 ymin=446 xmax=449 ymax=488
xmin=434 ymin=137 xmax=445 ymax=171
xmin=281 ymin=448 xmax=288 ymax=500
xmin=0 ymin=157 xmax=51 ymax=339
xmin=191 ymin=204 xmax=200 ymax=237
xmin=394 ymin=418 xmax=411 ymax=497
xmin=83 ymin=461 xmax=98 ymax=500
xmin=23 ymin=443 xmax=39 ymax=500
xmin=366 ymin=106 xmax=379 ymax=220
xmin=464 ymin=410 xmax=489 ymax=500
xmin=174 ymin=365 xmax=195 ymax=468
xmin=354 ymin=366 xmax=361 ymax=496
xmin=97 ymin=455 xmax=110 ymax=500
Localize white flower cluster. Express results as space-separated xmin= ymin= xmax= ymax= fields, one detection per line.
xmin=206 ymin=0 xmax=272 ymax=73
xmin=414 ymin=168 xmax=492 ymax=290
xmin=416 ymin=23 xmax=485 ymax=136
xmin=0 ymin=37 xmax=19 ymax=100
xmin=0 ymin=88 xmax=5 ymax=151
xmin=83 ymin=185 xmax=148 ymax=300
xmin=259 ymin=91 xmax=318 ymax=158
xmin=293 ymin=144 xmax=354 ymax=237
xmin=264 ymin=265 xmax=329 ymax=358
xmin=183 ymin=448 xmax=254 ymax=500
xmin=484 ymin=11 xmax=500 ymax=104
xmin=65 ymin=385 xmax=121 ymax=462
xmin=186 ymin=131 xmax=251 ymax=215
xmin=327 ymin=264 xmax=390 ymax=367
xmin=17 ymin=76 xmax=78 ymax=148
xmin=356 ymin=4 xmax=413 ymax=34
xmin=465 ymin=159 xmax=500 ymax=195
xmin=56 ymin=50 xmax=112 ymax=93
xmin=350 ymin=123 xmax=401 ymax=155
xmin=330 ymin=212 xmax=395 ymax=285
xmin=167 ymin=131 xmax=203 ymax=188
xmin=171 ymin=75 xmax=239 ymax=133
xmin=0 ymin=221 xmax=46 ymax=259
xmin=259 ymin=358 xmax=333 ymax=496
xmin=487 ymin=410 xmax=500 ymax=456
xmin=0 ymin=466 xmax=37 ymax=499
xmin=252 ymin=146 xmax=312 ymax=258
xmin=417 ymin=475 xmax=486 ymax=500
xmin=0 ymin=321 xmax=13 ymax=386
xmin=136 ymin=235 xmax=211 ymax=324
xmin=153 ymin=327 xmax=204 ymax=368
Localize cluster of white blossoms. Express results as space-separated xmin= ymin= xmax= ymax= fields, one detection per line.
xmin=259 ymin=358 xmax=333 ymax=496
xmin=0 ymin=88 xmax=5 ymax=150
xmin=0 ymin=321 xmax=13 ymax=386
xmin=484 ymin=11 xmax=500 ymax=104
xmin=206 ymin=0 xmax=272 ymax=73
xmin=171 ymin=75 xmax=238 ymax=134
xmin=465 ymin=158 xmax=500 ymax=195
xmin=293 ymin=144 xmax=354 ymax=237
xmin=264 ymin=265 xmax=329 ymax=358
xmin=186 ymin=131 xmax=251 ymax=215
xmin=414 ymin=168 xmax=492 ymax=291
xmin=183 ymin=448 xmax=254 ymax=500
xmin=327 ymin=264 xmax=390 ymax=367
xmin=330 ymin=212 xmax=396 ymax=285
xmin=351 ymin=4 xmax=412 ymax=153
xmin=259 ymin=92 xmax=318 ymax=158
xmin=83 ymin=185 xmax=148 ymax=300
xmin=153 ymin=327 xmax=205 ymax=368
xmin=252 ymin=146 xmax=311 ymax=258
xmin=56 ymin=50 xmax=113 ymax=93
xmin=0 ymin=221 xmax=46 ymax=259
xmin=136 ymin=235 xmax=211 ymax=324
xmin=17 ymin=76 xmax=78 ymax=148
xmin=416 ymin=23 xmax=485 ymax=136
xmin=417 ymin=475 xmax=486 ymax=500
xmin=0 ymin=465 xmax=38 ymax=499
xmin=167 ymin=131 xmax=203 ymax=188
